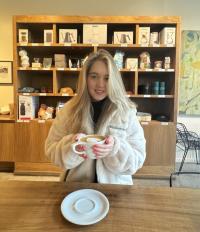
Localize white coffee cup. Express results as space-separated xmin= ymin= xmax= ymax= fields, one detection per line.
xmin=71 ymin=135 xmax=106 ymax=159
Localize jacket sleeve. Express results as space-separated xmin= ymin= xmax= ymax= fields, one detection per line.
xmin=103 ymin=109 xmax=146 ymax=175
xmin=45 ymin=106 xmax=84 ymax=170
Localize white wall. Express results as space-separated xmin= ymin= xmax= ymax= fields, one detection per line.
xmin=0 ymin=0 xmax=199 ymax=133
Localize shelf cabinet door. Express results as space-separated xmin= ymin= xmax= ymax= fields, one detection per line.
xmin=14 ymin=121 xmax=52 ymax=162
xmin=0 ymin=123 xmax=15 ymax=161
xmin=142 ymin=123 xmax=176 ymax=166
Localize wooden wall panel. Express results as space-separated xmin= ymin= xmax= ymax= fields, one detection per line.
xmin=0 ymin=121 xmax=176 ymax=177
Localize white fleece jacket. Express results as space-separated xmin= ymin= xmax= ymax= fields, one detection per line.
xmin=45 ymin=102 xmax=146 ymax=185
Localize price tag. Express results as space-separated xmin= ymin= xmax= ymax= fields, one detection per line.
xmin=57 ymin=68 xmax=65 ymax=71
xmin=23 ymin=93 xmax=30 ymax=96
xmin=39 ymin=93 xmax=47 ymax=96
xmin=92 ymin=44 xmax=99 ymax=47
xmin=158 ymin=95 xmax=165 ymax=98
xmin=17 ymin=120 xmax=23 ymax=123
xmin=19 ymin=67 xmax=25 ymax=70
xmin=42 ymin=68 xmax=50 ymax=70
xmin=166 ymin=44 xmax=175 ymax=47
xmin=161 ymin=122 xmax=169 ymax=125
xmin=144 ymin=95 xmax=151 ymax=98
xmin=38 ymin=120 xmax=45 ymax=123
xmin=44 ymin=42 xmax=51 ymax=46
xmin=32 ymin=67 xmax=39 ymax=70
xmin=145 ymin=69 xmax=153 ymax=71
xmin=19 ymin=42 xmax=28 ymax=46
xmin=140 ymin=44 xmax=148 ymax=47
xmin=31 ymin=43 xmax=39 ymax=46
xmin=70 ymin=68 xmax=77 ymax=71
xmin=23 ymin=120 xmax=30 ymax=123
xmin=166 ymin=69 xmax=174 ymax=72
xmin=64 ymin=43 xmax=71 ymax=46
xmin=121 ymin=44 xmax=128 ymax=47
xmin=62 ymin=93 xmax=69 ymax=96
xmin=130 ymin=69 xmax=136 ymax=71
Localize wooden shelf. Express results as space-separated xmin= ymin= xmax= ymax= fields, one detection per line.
xmin=17 ymin=42 xmax=176 ymax=48
xmin=17 ymin=67 xmax=54 ymax=71
xmin=14 ymin=162 xmax=62 ymax=176
xmin=15 ymin=119 xmax=174 ymax=125
xmin=17 ymin=67 xmax=175 ymax=73
xmin=138 ymin=68 xmax=175 ymax=72
xmin=134 ymin=94 xmax=174 ymax=98
xmin=135 ymin=165 xmax=174 ymax=179
xmin=0 ymin=115 xmax=15 ymax=122
xmin=16 ymin=93 xmax=174 ymax=98
xmin=17 ymin=93 xmax=54 ymax=96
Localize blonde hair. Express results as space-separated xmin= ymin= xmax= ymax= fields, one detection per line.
xmin=65 ymin=49 xmax=135 ymax=133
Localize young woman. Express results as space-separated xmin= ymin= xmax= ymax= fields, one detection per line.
xmin=45 ymin=49 xmax=146 ymax=185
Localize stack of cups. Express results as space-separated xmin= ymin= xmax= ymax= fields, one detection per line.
xmin=152 ymin=81 xmax=159 ymax=95
xmin=152 ymin=81 xmax=166 ymax=95
xmin=159 ymin=82 xmax=165 ymax=95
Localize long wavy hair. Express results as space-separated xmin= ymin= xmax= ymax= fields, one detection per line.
xmin=64 ymin=49 xmax=136 ymax=133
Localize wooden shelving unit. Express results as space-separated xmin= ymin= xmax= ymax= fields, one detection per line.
xmin=11 ymin=15 xmax=180 ymax=177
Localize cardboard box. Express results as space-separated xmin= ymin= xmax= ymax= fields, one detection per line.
xmin=32 ymin=62 xmax=42 ymax=68
xmin=150 ymin=32 xmax=159 ymax=46
xmin=114 ymin=31 xmax=133 ymax=44
xmin=125 ymin=58 xmax=138 ymax=70
xmin=159 ymin=27 xmax=176 ymax=46
xmin=18 ymin=96 xmax=39 ymax=120
xmin=83 ymin=24 xmax=107 ymax=44
xmin=18 ymin=29 xmax=29 ymax=43
xmin=54 ymin=54 xmax=67 ymax=68
xmin=138 ymin=27 xmax=150 ymax=46
xmin=59 ymin=29 xmax=77 ymax=43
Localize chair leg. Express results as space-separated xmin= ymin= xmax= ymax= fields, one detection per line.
xmin=178 ymin=147 xmax=189 ymax=173
xmin=170 ymin=173 xmax=173 ymax=187
xmin=196 ymin=149 xmax=200 ymax=165
xmin=195 ymin=148 xmax=199 ymax=164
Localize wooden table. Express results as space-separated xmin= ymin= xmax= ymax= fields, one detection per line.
xmin=0 ymin=181 xmax=200 ymax=232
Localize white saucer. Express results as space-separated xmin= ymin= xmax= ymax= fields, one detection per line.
xmin=61 ymin=189 xmax=109 ymax=225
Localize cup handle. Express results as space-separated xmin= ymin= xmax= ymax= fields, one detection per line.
xmin=71 ymin=141 xmax=86 ymax=155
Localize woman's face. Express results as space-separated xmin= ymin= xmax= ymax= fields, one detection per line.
xmin=87 ymin=60 xmax=109 ymax=102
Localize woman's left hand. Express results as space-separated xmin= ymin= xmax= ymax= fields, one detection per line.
xmin=92 ymin=135 xmax=114 ymax=159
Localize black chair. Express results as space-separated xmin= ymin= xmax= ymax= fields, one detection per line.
xmin=170 ymin=122 xmax=200 ymax=187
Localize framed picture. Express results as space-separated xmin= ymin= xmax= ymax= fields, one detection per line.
xmin=138 ymin=27 xmax=150 ymax=46
xmin=83 ymin=24 xmax=107 ymax=44
xmin=179 ymin=30 xmax=200 ymax=115
xmin=59 ymin=29 xmax=77 ymax=44
xmin=114 ymin=31 xmax=133 ymax=44
xmin=44 ymin=30 xmax=53 ymax=43
xmin=18 ymin=29 xmax=29 ymax=43
xmin=0 ymin=61 xmax=13 ymax=84
xmin=125 ymin=58 xmax=138 ymax=70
